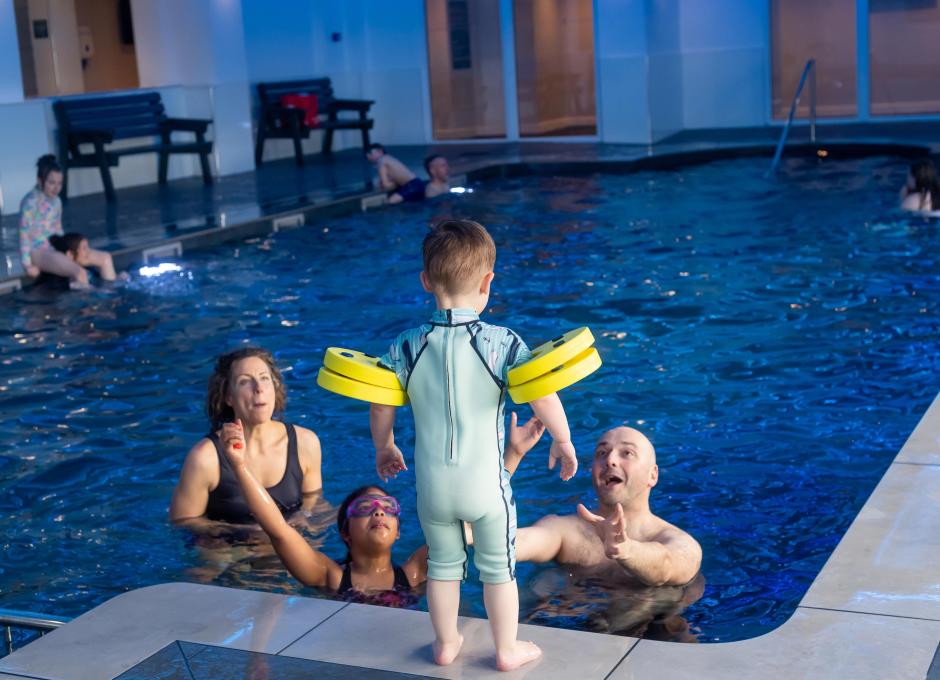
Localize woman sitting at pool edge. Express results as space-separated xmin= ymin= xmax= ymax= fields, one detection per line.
xmin=899 ymin=159 xmax=940 ymax=214
xmin=216 ymin=413 xmax=544 ymax=600
xmin=170 ymin=347 xmax=323 ymax=530
xmin=19 ymin=154 xmax=119 ymax=288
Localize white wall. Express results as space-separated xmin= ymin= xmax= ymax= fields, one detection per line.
xmin=646 ymin=0 xmax=684 ymax=141
xmin=0 ymin=100 xmax=51 ymax=216
xmin=360 ymin=0 xmax=430 ymax=146
xmin=677 ymin=0 xmax=768 ymax=129
xmin=595 ymin=0 xmax=650 ymax=143
xmin=0 ymin=0 xmax=25 ymax=103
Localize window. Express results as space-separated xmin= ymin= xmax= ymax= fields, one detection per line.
xmin=771 ymin=0 xmax=857 ymax=119
xmin=869 ymin=0 xmax=940 ymax=115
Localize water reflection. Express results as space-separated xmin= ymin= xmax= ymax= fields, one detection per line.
xmin=522 ymin=567 xmax=705 ymax=642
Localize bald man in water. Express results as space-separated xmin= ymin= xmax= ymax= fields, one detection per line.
xmin=505 ymin=424 xmax=701 ymax=587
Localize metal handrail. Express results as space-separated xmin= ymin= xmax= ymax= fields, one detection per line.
xmin=0 ymin=608 xmax=72 ymax=656
xmin=770 ymin=58 xmax=817 ymax=173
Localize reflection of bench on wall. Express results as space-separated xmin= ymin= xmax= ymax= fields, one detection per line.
xmin=53 ymin=92 xmax=213 ymax=202
xmin=254 ymin=78 xmax=374 ymax=166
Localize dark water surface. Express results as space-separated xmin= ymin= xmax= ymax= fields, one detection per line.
xmin=1 ymin=155 xmax=937 ymax=644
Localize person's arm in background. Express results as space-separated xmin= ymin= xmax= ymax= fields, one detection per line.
xmin=222 ymin=420 xmax=341 ymax=588
xmin=401 ymin=544 xmax=429 ymax=588
xmin=503 ymin=411 xmax=545 ymax=476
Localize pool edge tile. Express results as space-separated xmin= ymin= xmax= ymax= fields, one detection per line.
xmin=278 ymin=602 xmax=636 ymax=679
xmin=896 ymin=393 xmax=940 ymax=464
xmin=801 ymin=461 xmax=940 ymax=621
xmin=611 ymin=607 xmax=940 ymax=679
xmin=0 ymin=583 xmax=344 ymax=680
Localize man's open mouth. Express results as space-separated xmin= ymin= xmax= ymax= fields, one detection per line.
xmin=605 ymin=474 xmax=624 ymax=487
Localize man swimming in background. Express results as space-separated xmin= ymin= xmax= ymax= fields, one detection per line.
xmin=423 ymin=154 xmax=451 ymax=199
xmin=506 ymin=425 xmax=701 ymax=587
xmin=366 ymin=143 xmax=426 ymax=204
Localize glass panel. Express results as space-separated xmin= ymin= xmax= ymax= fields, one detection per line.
xmin=771 ymin=0 xmax=856 ymax=119
xmin=870 ymin=0 xmax=940 ymax=115
xmin=425 ymin=0 xmax=506 ymax=140
xmin=513 ymin=0 xmax=596 ymax=137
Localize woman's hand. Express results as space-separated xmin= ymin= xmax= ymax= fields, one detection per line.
xmin=221 ymin=419 xmax=247 ymax=468
xmin=25 ymin=265 xmax=39 ymax=278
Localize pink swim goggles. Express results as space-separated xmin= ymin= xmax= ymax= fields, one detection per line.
xmin=346 ymin=494 xmax=401 ymax=518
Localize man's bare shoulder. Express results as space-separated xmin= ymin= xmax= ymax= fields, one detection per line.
xmin=649 ymin=515 xmax=703 ymax=583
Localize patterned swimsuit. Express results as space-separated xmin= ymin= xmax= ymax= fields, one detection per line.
xmin=18 ymin=186 xmax=62 ymax=269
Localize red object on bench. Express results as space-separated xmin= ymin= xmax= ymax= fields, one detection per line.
xmin=280 ymin=93 xmax=319 ymax=127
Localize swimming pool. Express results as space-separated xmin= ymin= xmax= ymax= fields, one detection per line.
xmin=0 ymin=154 xmax=937 ymax=645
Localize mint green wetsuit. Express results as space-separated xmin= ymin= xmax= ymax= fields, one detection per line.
xmin=381 ymin=308 xmax=531 ymax=583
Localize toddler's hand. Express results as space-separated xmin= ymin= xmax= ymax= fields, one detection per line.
xmin=548 ymin=440 xmax=577 ymax=481
xmin=376 ymin=444 xmax=407 ymax=482
xmin=221 ymin=419 xmax=246 ymax=467
xmin=25 ymin=265 xmax=40 ymax=278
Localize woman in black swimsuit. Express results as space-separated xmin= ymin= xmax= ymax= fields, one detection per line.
xmin=219 ymin=417 xmax=427 ymax=605
xmin=170 ymin=347 xmax=323 ymax=529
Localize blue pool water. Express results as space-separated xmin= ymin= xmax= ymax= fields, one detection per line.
xmin=0 ymin=155 xmax=937 ymax=645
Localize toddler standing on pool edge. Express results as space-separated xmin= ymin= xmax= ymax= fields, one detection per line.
xmin=370 ymin=219 xmax=577 ymax=671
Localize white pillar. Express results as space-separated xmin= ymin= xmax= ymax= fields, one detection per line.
xmin=0 ymin=0 xmax=25 ymax=103
xmin=594 ymin=0 xmax=651 ymax=144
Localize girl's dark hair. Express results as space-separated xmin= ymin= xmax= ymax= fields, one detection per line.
xmin=36 ymin=154 xmax=62 ymax=185
xmin=336 ymin=484 xmax=394 ymax=562
xmin=910 ymin=159 xmax=940 ymax=209
xmin=205 ymin=347 xmax=286 ymax=431
xmin=48 ymin=232 xmax=85 ymax=257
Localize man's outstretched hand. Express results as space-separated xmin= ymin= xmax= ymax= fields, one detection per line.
xmin=577 ymin=502 xmax=629 ymax=560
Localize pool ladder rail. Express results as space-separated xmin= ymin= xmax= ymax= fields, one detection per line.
xmin=0 ymin=607 xmax=72 ymax=656
xmin=770 ymin=58 xmax=817 ymax=174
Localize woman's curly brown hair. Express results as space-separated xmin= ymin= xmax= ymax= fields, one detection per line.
xmin=205 ymin=347 xmax=287 ymax=431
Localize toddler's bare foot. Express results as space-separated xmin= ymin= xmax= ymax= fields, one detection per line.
xmin=496 ymin=640 xmax=541 ymax=672
xmin=432 ymin=633 xmax=464 ymax=666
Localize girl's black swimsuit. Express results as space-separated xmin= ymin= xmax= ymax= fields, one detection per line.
xmin=337 ymin=562 xmax=418 ymax=608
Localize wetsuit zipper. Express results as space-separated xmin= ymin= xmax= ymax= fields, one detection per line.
xmin=444 ymin=325 xmax=456 ymax=463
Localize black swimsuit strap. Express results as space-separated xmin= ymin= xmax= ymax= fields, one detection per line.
xmin=337 ymin=563 xmax=411 ymax=595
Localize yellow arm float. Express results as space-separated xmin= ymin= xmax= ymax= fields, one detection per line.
xmin=507 ymin=327 xmax=595 ymax=386
xmin=316 ymin=367 xmax=409 ymax=407
xmin=508 ymin=347 xmax=602 ymax=404
xmin=322 ymin=347 xmax=403 ymax=390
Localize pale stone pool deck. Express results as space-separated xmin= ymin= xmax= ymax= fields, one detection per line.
xmin=1 ymin=393 xmax=937 ymax=679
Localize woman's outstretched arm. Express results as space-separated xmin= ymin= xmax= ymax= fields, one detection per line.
xmin=222 ymin=420 xmax=341 ymax=589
